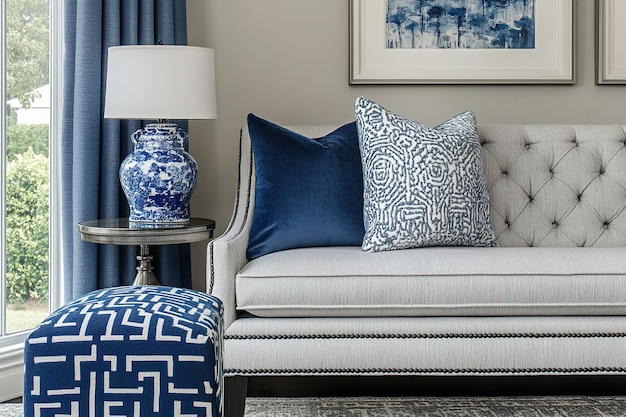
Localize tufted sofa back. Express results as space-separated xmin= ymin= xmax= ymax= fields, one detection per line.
xmin=478 ymin=125 xmax=626 ymax=247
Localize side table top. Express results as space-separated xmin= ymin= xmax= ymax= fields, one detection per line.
xmin=78 ymin=218 xmax=216 ymax=246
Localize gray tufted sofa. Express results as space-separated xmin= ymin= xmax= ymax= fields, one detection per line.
xmin=208 ymin=123 xmax=626 ymax=416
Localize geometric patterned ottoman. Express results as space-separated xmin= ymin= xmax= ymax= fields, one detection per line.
xmin=23 ymin=286 xmax=223 ymax=417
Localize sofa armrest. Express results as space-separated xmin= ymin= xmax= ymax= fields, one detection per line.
xmin=207 ymin=126 xmax=254 ymax=328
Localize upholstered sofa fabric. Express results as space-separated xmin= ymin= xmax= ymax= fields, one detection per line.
xmin=236 ymin=246 xmax=626 ymax=317
xmin=224 ymin=316 xmax=626 ymax=376
xmin=480 ymin=124 xmax=626 ymax=247
xmin=207 ymin=122 xmax=626 ymax=395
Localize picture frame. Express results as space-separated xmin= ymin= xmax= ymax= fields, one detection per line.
xmin=597 ymin=0 xmax=626 ymax=84
xmin=350 ymin=0 xmax=575 ymax=85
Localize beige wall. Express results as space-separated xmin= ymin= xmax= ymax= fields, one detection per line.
xmin=186 ymin=0 xmax=626 ymax=290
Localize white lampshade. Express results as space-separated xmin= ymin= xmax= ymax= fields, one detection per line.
xmin=104 ymin=45 xmax=217 ymax=120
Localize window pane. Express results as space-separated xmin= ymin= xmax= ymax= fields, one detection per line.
xmin=3 ymin=0 xmax=50 ymax=334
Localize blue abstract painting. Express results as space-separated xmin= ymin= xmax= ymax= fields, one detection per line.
xmin=386 ymin=0 xmax=535 ymax=49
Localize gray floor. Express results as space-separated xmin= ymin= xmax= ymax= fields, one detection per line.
xmin=0 ymin=403 xmax=22 ymax=417
xmin=243 ymin=397 xmax=626 ymax=416
xmin=6 ymin=397 xmax=626 ymax=417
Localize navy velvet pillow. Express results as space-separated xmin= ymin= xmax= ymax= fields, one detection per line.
xmin=246 ymin=114 xmax=364 ymax=260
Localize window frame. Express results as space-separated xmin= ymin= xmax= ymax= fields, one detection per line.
xmin=0 ymin=0 xmax=63 ymax=401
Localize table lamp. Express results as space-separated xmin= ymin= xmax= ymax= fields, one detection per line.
xmin=104 ymin=45 xmax=217 ymax=223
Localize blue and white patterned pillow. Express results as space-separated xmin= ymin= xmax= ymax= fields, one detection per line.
xmin=355 ymin=97 xmax=497 ymax=252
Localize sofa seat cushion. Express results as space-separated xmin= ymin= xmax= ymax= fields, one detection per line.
xmin=235 ymin=246 xmax=626 ymax=318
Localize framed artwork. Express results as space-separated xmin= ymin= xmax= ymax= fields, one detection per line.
xmin=597 ymin=0 xmax=626 ymax=84
xmin=350 ymin=0 xmax=575 ymax=84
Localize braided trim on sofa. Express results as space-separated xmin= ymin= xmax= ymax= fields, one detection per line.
xmin=225 ymin=332 xmax=626 ymax=340
xmin=225 ymin=367 xmax=626 ymax=376
xmin=208 ymin=244 xmax=216 ymax=294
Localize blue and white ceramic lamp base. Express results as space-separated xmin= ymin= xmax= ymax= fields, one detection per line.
xmin=120 ymin=123 xmax=198 ymax=223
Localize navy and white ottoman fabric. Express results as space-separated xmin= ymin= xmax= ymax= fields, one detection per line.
xmin=23 ymin=286 xmax=223 ymax=417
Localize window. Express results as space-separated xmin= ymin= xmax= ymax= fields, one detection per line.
xmin=0 ymin=0 xmax=62 ymax=401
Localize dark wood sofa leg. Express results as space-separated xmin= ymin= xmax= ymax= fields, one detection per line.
xmin=225 ymin=376 xmax=248 ymax=417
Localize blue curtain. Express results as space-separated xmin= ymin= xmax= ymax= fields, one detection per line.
xmin=62 ymin=0 xmax=191 ymax=302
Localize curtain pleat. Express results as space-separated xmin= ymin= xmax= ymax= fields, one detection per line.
xmin=62 ymin=0 xmax=191 ymax=302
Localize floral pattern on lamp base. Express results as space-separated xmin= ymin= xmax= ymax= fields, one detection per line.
xmin=120 ymin=123 xmax=198 ymax=223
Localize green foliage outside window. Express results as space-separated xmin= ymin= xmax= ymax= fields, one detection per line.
xmin=5 ymin=149 xmax=50 ymax=303
xmin=4 ymin=125 xmax=50 ymax=305
xmin=4 ymin=123 xmax=50 ymax=303
xmin=6 ymin=0 xmax=49 ymax=109
xmin=6 ymin=124 xmax=49 ymax=160
xmin=3 ymin=0 xmax=51 ymax=306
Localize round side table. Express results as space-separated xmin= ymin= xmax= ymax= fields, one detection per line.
xmin=77 ymin=217 xmax=215 ymax=285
